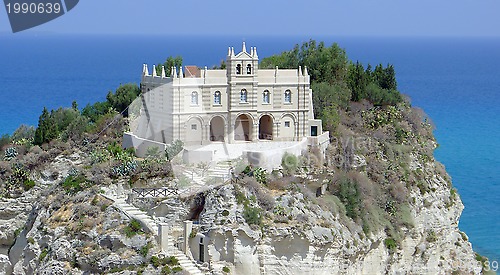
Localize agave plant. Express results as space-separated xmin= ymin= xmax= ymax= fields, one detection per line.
xmin=3 ymin=147 xmax=18 ymax=161
xmin=111 ymin=160 xmax=138 ymax=177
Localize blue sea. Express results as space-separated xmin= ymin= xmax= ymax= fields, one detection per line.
xmin=0 ymin=34 xmax=499 ymax=261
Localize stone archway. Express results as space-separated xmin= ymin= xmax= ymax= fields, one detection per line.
xmin=210 ymin=116 xmax=225 ymax=142
xmin=259 ymin=115 xmax=273 ymax=140
xmin=234 ymin=114 xmax=252 ymax=141
xmin=185 ymin=117 xmax=203 ymax=144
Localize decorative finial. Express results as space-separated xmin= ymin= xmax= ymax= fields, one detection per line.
xmin=173 ymin=66 xmax=177 ymax=78
xmin=228 ymin=47 xmax=231 ymax=57
xmin=179 ymin=66 xmax=184 ymax=79
xmin=231 ymin=47 xmax=235 ymax=56
xmin=253 ymin=47 xmax=258 ymax=58
xmin=250 ymin=47 xmax=254 ymax=56
xmin=304 ymin=66 xmax=308 ymax=76
xmin=161 ymin=66 xmax=166 ymax=78
xmin=242 ymin=41 xmax=247 ymax=53
xmin=298 ymin=66 xmax=303 ymax=76
xmin=143 ymin=64 xmax=149 ymax=76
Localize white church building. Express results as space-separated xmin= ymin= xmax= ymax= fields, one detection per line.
xmin=124 ymin=43 xmax=328 ymax=165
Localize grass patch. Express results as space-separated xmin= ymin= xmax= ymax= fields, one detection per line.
xmin=124 ymin=219 xmax=142 ymax=238
xmin=62 ymin=174 xmax=87 ymax=194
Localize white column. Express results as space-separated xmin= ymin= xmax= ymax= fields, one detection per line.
xmin=183 ymin=220 xmax=193 ymax=253
xmin=159 ymin=223 xmax=169 ymax=253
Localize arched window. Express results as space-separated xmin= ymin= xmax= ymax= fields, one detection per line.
xmin=263 ymin=90 xmax=270 ymax=104
xmin=240 ymin=89 xmax=247 ymax=103
xmin=284 ymin=90 xmax=292 ymax=103
xmin=191 ymin=91 xmax=198 ymax=105
xmin=214 ymin=91 xmax=221 ymax=105
xmin=236 ymin=64 xmax=242 ymax=75
xmin=247 ymin=64 xmax=252 ymax=74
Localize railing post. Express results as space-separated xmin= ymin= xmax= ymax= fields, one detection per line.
xmin=159 ymin=223 xmax=169 ymax=253
xmin=183 ymin=220 xmax=193 ymax=253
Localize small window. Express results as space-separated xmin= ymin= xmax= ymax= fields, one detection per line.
xmin=214 ymin=91 xmax=221 ymax=105
xmin=263 ymin=90 xmax=270 ymax=104
xmin=284 ymin=121 xmax=290 ymax=127
xmin=240 ymin=89 xmax=247 ymax=103
xmin=191 ymin=91 xmax=199 ymax=105
xmin=191 ymin=124 xmax=197 ymax=130
xmin=236 ymin=64 xmax=242 ymax=75
xmin=247 ymin=64 xmax=252 ymax=74
xmin=284 ymin=90 xmax=292 ymax=103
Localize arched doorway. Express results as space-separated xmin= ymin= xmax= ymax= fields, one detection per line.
xmin=185 ymin=117 xmax=203 ymax=144
xmin=210 ymin=116 xmax=225 ymax=141
xmin=259 ymin=115 xmax=273 ymax=140
xmin=234 ymin=114 xmax=252 ymax=141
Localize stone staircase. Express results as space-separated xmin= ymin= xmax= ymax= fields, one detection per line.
xmin=206 ymin=161 xmax=232 ymax=182
xmin=167 ymin=236 xmax=204 ymax=275
xmin=108 ymin=196 xmax=205 ymax=275
xmin=113 ymin=197 xmax=158 ymax=235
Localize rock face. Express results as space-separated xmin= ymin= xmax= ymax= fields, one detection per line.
xmin=197 ymin=163 xmax=482 ymax=275
xmin=0 ymin=121 xmax=484 ymax=274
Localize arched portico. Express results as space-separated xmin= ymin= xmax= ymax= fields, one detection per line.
xmin=234 ymin=114 xmax=253 ymax=141
xmin=259 ymin=115 xmax=273 ymax=140
xmin=210 ymin=116 xmax=225 ymax=141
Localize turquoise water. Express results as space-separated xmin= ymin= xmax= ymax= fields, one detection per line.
xmin=0 ymin=35 xmax=498 ymax=260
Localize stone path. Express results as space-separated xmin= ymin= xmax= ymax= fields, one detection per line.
xmin=179 ymin=161 xmax=232 ymax=198
xmin=101 ymin=159 xmax=236 ymax=274
xmin=108 ymin=196 xmax=205 ymax=275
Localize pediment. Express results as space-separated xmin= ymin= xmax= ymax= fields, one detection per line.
xmin=235 ymin=51 xmax=253 ymax=59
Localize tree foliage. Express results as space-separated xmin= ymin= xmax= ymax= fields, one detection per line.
xmin=82 ymin=83 xmax=140 ymax=123
xmin=156 ymin=56 xmax=183 ymax=77
xmin=260 ymin=40 xmax=404 ymax=133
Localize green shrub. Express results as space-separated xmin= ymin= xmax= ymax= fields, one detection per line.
xmin=171 ymin=266 xmax=182 ymax=273
xmin=62 ymin=175 xmax=87 ymax=194
xmin=281 ymin=152 xmax=298 ymax=176
xmin=165 ymin=256 xmax=179 ymax=266
xmin=235 ymin=191 xmax=249 ymax=206
xmin=222 ymin=210 xmax=230 ymax=216
xmin=39 ymin=248 xmax=48 ymax=261
xmin=384 ymin=238 xmax=397 ymax=251
xmin=23 ymin=179 xmax=35 ymax=191
xmin=161 ymin=265 xmax=171 ymax=274
xmin=139 ymin=242 xmax=152 ymax=257
xmin=243 ymin=206 xmax=262 ymax=226
xmin=222 ymin=266 xmax=230 ymax=273
xmin=336 ymin=177 xmax=361 ymax=220
xmin=151 ymin=255 xmax=161 ymax=268
xmin=253 ymin=167 xmax=268 ymax=184
xmin=27 ymin=237 xmax=35 ymax=244
xmin=124 ymin=219 xmax=142 ymax=238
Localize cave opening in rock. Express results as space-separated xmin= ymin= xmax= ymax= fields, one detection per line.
xmin=189 ymin=193 xmax=206 ymax=222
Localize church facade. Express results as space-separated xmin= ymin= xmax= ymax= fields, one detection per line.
xmin=131 ymin=42 xmax=322 ymax=147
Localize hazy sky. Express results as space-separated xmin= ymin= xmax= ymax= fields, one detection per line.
xmin=1 ymin=0 xmax=499 ymax=36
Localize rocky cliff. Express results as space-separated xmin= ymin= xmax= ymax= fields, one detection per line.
xmin=0 ymin=102 xmax=484 ymax=275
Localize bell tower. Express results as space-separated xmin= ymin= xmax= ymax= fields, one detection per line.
xmin=226 ymin=42 xmax=259 ymax=81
